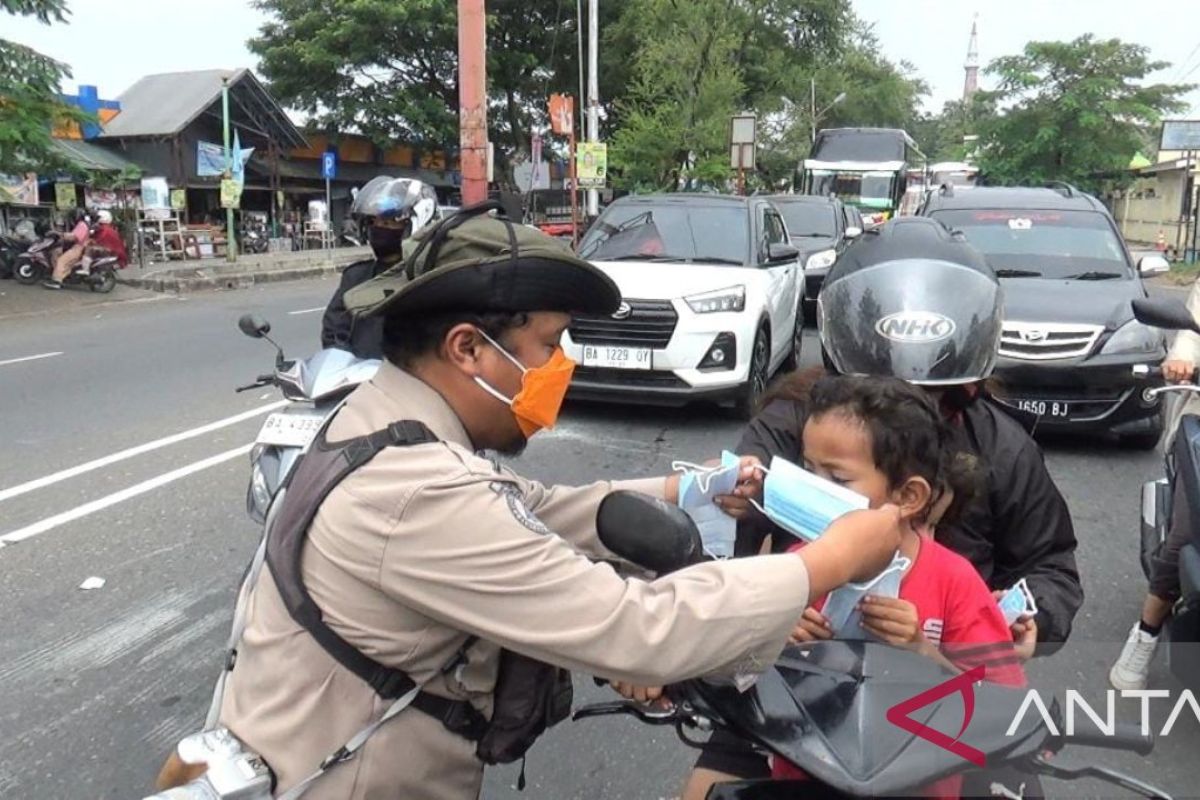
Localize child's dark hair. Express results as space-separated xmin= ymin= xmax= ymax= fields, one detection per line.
xmin=805 ymin=374 xmax=979 ymax=526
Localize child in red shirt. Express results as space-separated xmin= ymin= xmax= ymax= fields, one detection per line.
xmin=774 ymin=374 xmax=1025 ymax=796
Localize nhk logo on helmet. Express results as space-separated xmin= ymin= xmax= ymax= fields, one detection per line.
xmin=875 ymin=312 xmax=957 ymax=343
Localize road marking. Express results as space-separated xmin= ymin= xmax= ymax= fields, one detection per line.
xmin=0 ymin=351 xmax=63 ymax=367
xmin=0 ymin=444 xmax=252 ymax=547
xmin=288 ymin=306 xmax=326 ymax=315
xmin=0 ymin=400 xmax=286 ymax=504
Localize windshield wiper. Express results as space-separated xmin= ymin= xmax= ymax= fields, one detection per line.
xmin=994 ymin=268 xmax=1043 ymax=278
xmin=791 ymin=232 xmax=832 ymax=239
xmin=686 ymin=256 xmax=745 ymax=265
xmin=600 ymin=253 xmax=687 ymax=262
xmin=1061 ymin=271 xmax=1124 ymax=281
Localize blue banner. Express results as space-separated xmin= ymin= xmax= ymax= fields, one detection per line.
xmin=197 ymin=140 xmax=254 ymax=178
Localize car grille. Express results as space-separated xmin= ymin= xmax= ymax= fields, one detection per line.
xmin=998 ymin=322 xmax=1103 ymax=361
xmin=572 ymin=367 xmax=690 ymax=389
xmin=570 ymin=299 xmax=678 ymax=349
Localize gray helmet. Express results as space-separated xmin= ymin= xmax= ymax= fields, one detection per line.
xmin=351 ymin=176 xmax=439 ymax=235
xmin=817 ymin=217 xmax=1003 ymax=386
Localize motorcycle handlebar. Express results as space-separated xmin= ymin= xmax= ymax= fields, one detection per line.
xmin=1132 ymin=363 xmax=1200 ymax=384
xmin=1059 ymin=721 xmax=1154 ymax=756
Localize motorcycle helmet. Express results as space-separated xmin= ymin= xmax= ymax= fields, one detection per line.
xmin=351 ymin=176 xmax=440 ymax=259
xmin=96 ymin=210 xmax=113 ymax=225
xmin=817 ymin=216 xmax=1003 ymax=386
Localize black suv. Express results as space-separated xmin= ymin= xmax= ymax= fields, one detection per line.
xmin=767 ymin=195 xmax=863 ymax=312
xmin=920 ymin=183 xmax=1171 ymax=447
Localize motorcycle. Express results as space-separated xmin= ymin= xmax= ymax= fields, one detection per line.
xmin=577 ymin=491 xmax=1174 ymax=800
xmin=1130 ymin=298 xmax=1200 ymax=691
xmin=240 ymin=220 xmax=269 ymax=255
xmin=14 ymin=230 xmax=120 ymax=292
xmin=235 ymin=314 xmax=380 ymax=523
xmin=0 ymin=230 xmax=31 ymax=279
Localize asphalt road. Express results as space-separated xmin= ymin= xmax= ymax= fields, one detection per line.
xmin=0 ymin=276 xmax=1197 ymax=799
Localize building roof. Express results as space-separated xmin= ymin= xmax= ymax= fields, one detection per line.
xmin=99 ymin=69 xmax=306 ymax=149
xmin=49 ymin=138 xmax=141 ymax=173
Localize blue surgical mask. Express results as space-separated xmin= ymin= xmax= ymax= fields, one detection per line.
xmin=673 ymin=451 xmax=741 ymax=559
xmin=822 ymin=553 xmax=911 ymax=640
xmin=997 ymin=578 xmax=1038 ymax=626
xmin=750 ymin=456 xmax=869 ymax=542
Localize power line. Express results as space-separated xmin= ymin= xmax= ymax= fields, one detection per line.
xmin=1176 ymin=40 xmax=1200 ymax=81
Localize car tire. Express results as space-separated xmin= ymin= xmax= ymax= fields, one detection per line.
xmin=1121 ymin=430 xmax=1163 ymax=451
xmin=733 ymin=327 xmax=770 ymax=420
xmin=781 ymin=304 xmax=804 ymax=373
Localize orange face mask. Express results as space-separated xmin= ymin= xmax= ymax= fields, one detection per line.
xmin=475 ymin=331 xmax=576 ymax=438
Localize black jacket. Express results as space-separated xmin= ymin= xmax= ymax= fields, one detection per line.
xmin=320 ymin=258 xmax=385 ymax=360
xmin=736 ymin=396 xmax=1083 ymax=647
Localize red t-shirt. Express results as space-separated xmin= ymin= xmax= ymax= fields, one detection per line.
xmin=773 ymin=534 xmax=1026 ymax=797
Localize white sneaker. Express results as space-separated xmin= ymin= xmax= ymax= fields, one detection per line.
xmin=1109 ymin=622 xmax=1159 ymax=690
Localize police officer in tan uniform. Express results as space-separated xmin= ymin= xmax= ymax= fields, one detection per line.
xmin=218 ymin=205 xmax=903 ymax=799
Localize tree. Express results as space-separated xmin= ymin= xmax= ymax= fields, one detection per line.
xmin=975 ymin=35 xmax=1193 ymax=192
xmin=0 ymin=0 xmax=88 ymax=173
xmin=249 ymin=0 xmax=620 ymax=167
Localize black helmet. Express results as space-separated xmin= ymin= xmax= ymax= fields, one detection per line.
xmin=817 ymin=216 xmax=1003 ymax=386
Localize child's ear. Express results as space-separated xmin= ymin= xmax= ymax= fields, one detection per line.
xmin=893 ymin=477 xmax=933 ymax=523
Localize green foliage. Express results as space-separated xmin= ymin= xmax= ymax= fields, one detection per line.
xmin=0 ymin=0 xmax=89 ymax=174
xmin=975 ymin=35 xmax=1193 ymax=193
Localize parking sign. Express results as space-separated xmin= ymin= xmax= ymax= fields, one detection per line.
xmin=321 ymin=151 xmax=337 ymax=180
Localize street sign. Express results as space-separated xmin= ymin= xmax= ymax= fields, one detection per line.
xmin=1162 ymin=121 xmax=1200 ymax=151
xmin=576 ymin=142 xmax=607 ymax=188
xmin=321 ymin=151 xmax=337 ymax=180
xmin=729 ymin=114 xmax=757 ymax=172
xmin=549 ymin=94 xmax=574 ymax=136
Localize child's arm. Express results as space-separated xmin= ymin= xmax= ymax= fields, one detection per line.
xmin=858 ymin=596 xmax=961 ymax=673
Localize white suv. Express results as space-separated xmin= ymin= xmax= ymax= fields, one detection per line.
xmin=564 ymin=194 xmax=805 ymax=416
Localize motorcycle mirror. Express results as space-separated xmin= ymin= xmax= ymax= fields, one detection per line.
xmin=1131 ymin=298 xmax=1200 ymax=334
xmin=596 ymin=491 xmax=706 ymax=574
xmin=238 ymin=314 xmax=272 ymax=339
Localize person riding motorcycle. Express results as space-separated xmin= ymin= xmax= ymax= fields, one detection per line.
xmin=682 ymin=217 xmax=1082 ymax=800
xmin=209 ymin=203 xmax=905 ymax=799
xmin=319 ymin=176 xmax=440 ymax=359
xmin=43 ymin=208 xmax=91 ymax=290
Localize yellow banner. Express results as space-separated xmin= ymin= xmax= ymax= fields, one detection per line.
xmin=576 ymin=142 xmax=607 ymax=188
xmin=220 ymin=179 xmax=242 ymax=210
xmin=55 ymin=182 xmax=76 ymax=210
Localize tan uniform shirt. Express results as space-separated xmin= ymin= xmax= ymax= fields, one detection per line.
xmin=1164 ymin=281 xmax=1200 ymax=449
xmin=220 ymin=362 xmax=814 ymax=799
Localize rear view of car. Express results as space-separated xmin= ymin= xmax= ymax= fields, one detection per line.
xmin=565 ymin=194 xmax=805 ymax=416
xmin=768 ymin=195 xmax=861 ymax=308
xmin=922 ymin=185 xmax=1170 ymax=447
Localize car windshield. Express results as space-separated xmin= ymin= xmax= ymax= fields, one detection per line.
xmin=931 ymin=209 xmax=1131 ymax=280
xmin=578 ymin=203 xmax=748 ymax=264
xmin=774 ymin=202 xmax=836 ymax=238
xmin=808 ymin=170 xmax=895 ymax=209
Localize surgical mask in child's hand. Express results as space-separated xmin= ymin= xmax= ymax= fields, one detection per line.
xmin=673 ymin=451 xmax=741 ymax=559
xmin=997 ymin=578 xmax=1038 ymax=626
xmin=751 ymin=456 xmax=869 ymax=542
xmin=822 ymin=554 xmax=911 ymax=640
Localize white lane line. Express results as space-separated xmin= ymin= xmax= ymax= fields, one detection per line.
xmin=0 ymin=352 xmax=63 ymax=367
xmin=288 ymin=307 xmax=326 ymax=315
xmin=0 ymin=444 xmax=252 ymax=547
xmin=0 ymin=400 xmax=286 ymax=504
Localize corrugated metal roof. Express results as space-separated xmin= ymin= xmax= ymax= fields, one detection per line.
xmin=98 ymin=69 xmax=305 ymax=148
xmin=50 ymin=138 xmax=141 ymax=172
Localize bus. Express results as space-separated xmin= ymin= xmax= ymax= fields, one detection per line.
xmin=928 ymin=161 xmax=980 ymax=191
xmin=799 ymin=128 xmax=927 ymax=226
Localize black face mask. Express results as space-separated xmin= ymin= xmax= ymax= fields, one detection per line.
xmin=368 ymin=226 xmax=406 ymax=260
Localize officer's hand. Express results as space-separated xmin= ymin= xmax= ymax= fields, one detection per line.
xmin=795 ymin=505 xmax=903 ymax=597
xmin=714 ymin=455 xmax=764 ymax=520
xmin=611 ymin=681 xmax=667 ymax=706
xmin=1163 ymin=359 xmax=1197 ymax=384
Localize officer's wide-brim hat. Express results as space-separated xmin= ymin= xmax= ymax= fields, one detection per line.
xmin=344 ymin=204 xmax=620 ymax=319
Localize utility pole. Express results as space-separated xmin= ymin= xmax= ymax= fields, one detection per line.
xmin=458 ymin=0 xmax=489 ymax=206
xmin=810 ymin=77 xmax=817 ymax=145
xmin=222 ymin=77 xmax=237 ymax=262
xmin=586 ymin=0 xmax=599 ymax=217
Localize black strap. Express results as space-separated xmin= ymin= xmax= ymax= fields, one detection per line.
xmin=264 ymin=418 xmax=484 ymax=737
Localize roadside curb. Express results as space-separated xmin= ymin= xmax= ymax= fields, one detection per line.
xmin=119 ymin=263 xmax=345 ymax=293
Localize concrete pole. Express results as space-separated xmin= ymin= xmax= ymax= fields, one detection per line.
xmin=222 ymin=78 xmax=237 ymax=262
xmin=586 ymin=0 xmax=599 ymax=217
xmin=810 ymin=77 xmax=817 ymax=144
xmin=458 ymin=0 xmax=489 ymax=206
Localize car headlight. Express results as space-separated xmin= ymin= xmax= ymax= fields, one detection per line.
xmin=685 ymin=285 xmax=746 ymax=314
xmin=805 ymin=249 xmax=837 ymax=271
xmin=1100 ymin=320 xmax=1164 ymax=356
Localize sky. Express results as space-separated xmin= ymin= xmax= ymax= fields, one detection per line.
xmin=6 ymin=0 xmax=1200 ymax=122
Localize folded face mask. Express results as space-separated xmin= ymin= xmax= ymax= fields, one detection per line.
xmin=673 ymin=451 xmax=741 ymax=559
xmin=751 ymin=456 xmax=870 ymax=542
xmin=997 ymin=578 xmax=1038 ymax=626
xmin=822 ymin=554 xmax=911 ymax=640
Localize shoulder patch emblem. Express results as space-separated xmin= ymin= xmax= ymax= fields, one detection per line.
xmin=490 ymin=481 xmax=552 ymax=535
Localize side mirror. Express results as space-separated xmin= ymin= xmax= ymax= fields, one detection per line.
xmin=844 ymin=226 xmax=863 ymax=240
xmin=1138 ymin=255 xmax=1170 ymax=275
xmin=238 ymin=314 xmax=271 ymax=339
xmin=1131 ymin=298 xmax=1200 ymax=334
xmin=596 ymin=491 xmax=706 ymax=574
xmin=767 ymin=242 xmax=801 ymax=264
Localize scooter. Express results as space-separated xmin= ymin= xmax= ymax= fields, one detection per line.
xmin=240 ymin=221 xmax=269 ymax=254
xmin=1129 ymin=298 xmax=1200 ymax=691
xmin=13 ymin=231 xmax=120 ymax=292
xmin=0 ymin=231 xmax=30 ymax=279
xmin=235 ymin=314 xmax=380 ymax=523
xmin=578 ymin=492 xmax=1174 ymax=800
